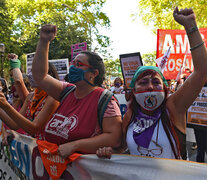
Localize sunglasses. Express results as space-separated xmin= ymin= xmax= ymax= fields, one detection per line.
xmin=72 ymin=61 xmax=92 ymax=68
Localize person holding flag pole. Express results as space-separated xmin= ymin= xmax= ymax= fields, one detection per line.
xmin=97 ymin=7 xmax=207 ymax=160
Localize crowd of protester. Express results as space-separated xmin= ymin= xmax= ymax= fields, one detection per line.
xmin=0 ymin=6 xmax=206 ymax=179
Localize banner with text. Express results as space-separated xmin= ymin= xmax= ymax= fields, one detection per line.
xmin=157 ymin=28 xmax=207 ymax=80
xmin=0 ymin=126 xmax=207 ymax=180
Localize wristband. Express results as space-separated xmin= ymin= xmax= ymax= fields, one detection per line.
xmin=186 ymin=26 xmax=198 ymax=35
xmin=10 ymin=59 xmax=21 ymax=69
xmin=190 ymin=41 xmax=205 ymax=51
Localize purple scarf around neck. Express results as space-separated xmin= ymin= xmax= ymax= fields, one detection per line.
xmin=133 ymin=107 xmax=162 ymax=148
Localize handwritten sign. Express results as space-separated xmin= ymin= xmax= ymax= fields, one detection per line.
xmin=120 ymin=52 xmax=143 ymax=89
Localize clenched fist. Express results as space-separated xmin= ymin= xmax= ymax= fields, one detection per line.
xmin=40 ymin=24 xmax=57 ymax=42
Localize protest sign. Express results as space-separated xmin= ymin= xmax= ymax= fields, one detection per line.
xmin=187 ymin=86 xmax=207 ymax=129
xmin=26 ymin=52 xmax=35 ymax=74
xmin=49 ymin=59 xmax=69 ymax=81
xmin=120 ymin=52 xmax=143 ymax=89
xmin=26 ymin=53 xmax=69 ymax=81
xmin=71 ymin=42 xmax=87 ymax=61
xmin=157 ymin=28 xmax=207 ymax=80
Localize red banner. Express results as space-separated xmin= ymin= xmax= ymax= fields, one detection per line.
xmin=157 ymin=28 xmax=207 ymax=80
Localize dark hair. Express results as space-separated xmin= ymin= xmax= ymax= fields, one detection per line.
xmin=114 ymin=77 xmax=123 ymax=86
xmin=80 ymin=51 xmax=105 ymax=87
xmin=48 ymin=62 xmax=59 ymax=80
xmin=128 ymin=69 xmax=181 ymax=159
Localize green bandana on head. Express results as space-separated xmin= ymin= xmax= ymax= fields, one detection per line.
xmin=129 ymin=66 xmax=168 ymax=88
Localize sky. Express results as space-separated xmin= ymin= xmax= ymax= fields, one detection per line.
xmin=101 ymin=0 xmax=157 ymax=59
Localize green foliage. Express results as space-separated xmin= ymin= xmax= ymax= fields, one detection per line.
xmin=141 ymin=51 xmax=156 ymax=66
xmin=136 ymin=0 xmax=207 ymax=33
xmin=104 ymin=58 xmax=123 ymax=79
xmin=0 ymin=0 xmax=111 ymax=80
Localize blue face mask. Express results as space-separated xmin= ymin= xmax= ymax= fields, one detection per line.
xmin=68 ymin=65 xmax=95 ymax=86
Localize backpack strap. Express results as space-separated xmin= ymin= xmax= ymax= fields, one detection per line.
xmin=59 ymin=86 xmax=76 ymax=103
xmin=98 ymin=89 xmax=119 ymax=129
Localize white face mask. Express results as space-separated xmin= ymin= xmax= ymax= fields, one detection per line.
xmin=134 ymin=90 xmax=165 ymax=111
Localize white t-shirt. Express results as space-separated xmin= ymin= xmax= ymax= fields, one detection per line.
xmin=126 ymin=120 xmax=176 ymax=159
xmin=110 ymin=86 xmax=123 ymax=94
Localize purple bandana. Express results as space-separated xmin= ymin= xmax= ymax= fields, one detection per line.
xmin=133 ymin=107 xmax=161 ymax=148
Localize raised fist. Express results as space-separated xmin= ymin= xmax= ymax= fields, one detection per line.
xmin=40 ymin=24 xmax=57 ymax=42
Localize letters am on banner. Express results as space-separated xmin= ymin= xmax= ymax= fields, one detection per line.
xmin=120 ymin=52 xmax=143 ymax=89
xmin=156 ymin=28 xmax=207 ymax=80
xmin=187 ymin=86 xmax=207 ymax=129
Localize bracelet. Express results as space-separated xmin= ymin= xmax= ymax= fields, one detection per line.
xmin=190 ymin=41 xmax=205 ymax=51
xmin=186 ymin=26 xmax=198 ymax=35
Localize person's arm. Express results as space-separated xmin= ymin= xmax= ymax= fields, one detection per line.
xmin=0 ymin=92 xmax=34 ymax=130
xmin=8 ymin=54 xmax=29 ymax=102
xmin=12 ymin=68 xmax=29 ymax=102
xmin=0 ymin=92 xmax=59 ymax=135
xmin=58 ymin=115 xmax=122 ymax=158
xmin=167 ymin=7 xmax=207 ymax=131
xmin=32 ymin=25 xmax=63 ymax=100
xmin=0 ymin=108 xmax=19 ymax=130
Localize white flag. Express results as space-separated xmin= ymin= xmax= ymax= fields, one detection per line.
xmin=176 ymin=49 xmax=189 ymax=81
xmin=155 ymin=47 xmax=171 ymax=73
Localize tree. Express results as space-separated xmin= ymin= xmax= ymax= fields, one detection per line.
xmin=104 ymin=58 xmax=123 ymax=79
xmin=141 ymin=51 xmax=156 ymax=66
xmin=136 ymin=0 xmax=207 ymax=33
xmin=1 ymin=0 xmax=111 ymax=80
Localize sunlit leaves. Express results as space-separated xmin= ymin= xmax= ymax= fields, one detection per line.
xmin=137 ymin=0 xmax=207 ymax=32
xmin=1 ymin=0 xmax=111 ymax=77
